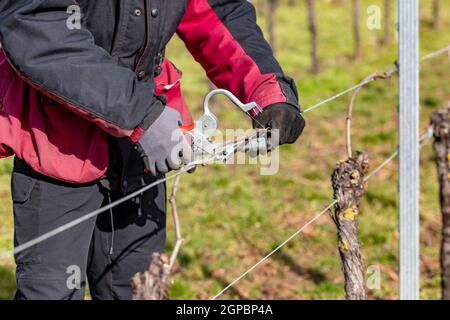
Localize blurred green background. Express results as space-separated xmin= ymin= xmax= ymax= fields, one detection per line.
xmin=0 ymin=0 xmax=449 ymax=299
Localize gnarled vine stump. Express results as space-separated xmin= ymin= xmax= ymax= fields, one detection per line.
xmin=332 ymin=151 xmax=369 ymax=300
xmin=130 ymin=252 xmax=171 ymax=300
xmin=431 ymin=106 xmax=450 ymax=300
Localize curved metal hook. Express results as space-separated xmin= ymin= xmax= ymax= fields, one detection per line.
xmin=203 ymin=89 xmax=262 ymax=116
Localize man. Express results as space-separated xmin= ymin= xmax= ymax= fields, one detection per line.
xmin=0 ymin=0 xmax=305 ymax=299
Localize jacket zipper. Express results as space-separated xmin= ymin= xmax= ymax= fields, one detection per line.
xmin=134 ymin=0 xmax=150 ymax=72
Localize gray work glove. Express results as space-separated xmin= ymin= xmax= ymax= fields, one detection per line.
xmin=135 ymin=107 xmax=193 ymax=176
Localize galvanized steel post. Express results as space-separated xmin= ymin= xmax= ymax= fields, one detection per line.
xmin=398 ymin=0 xmax=420 ymax=300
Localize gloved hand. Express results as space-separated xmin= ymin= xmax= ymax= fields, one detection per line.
xmin=253 ymin=103 xmax=305 ymax=150
xmin=134 ymin=107 xmax=193 ymax=176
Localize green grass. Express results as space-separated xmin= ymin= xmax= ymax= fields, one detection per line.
xmin=0 ymin=0 xmax=449 ymax=300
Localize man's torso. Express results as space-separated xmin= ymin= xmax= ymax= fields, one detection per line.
xmin=81 ymin=0 xmax=187 ymax=80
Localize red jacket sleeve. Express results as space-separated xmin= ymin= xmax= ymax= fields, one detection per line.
xmin=177 ymin=0 xmax=300 ymax=115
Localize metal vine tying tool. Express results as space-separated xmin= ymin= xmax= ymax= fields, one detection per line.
xmin=184 ymin=88 xmax=267 ymax=162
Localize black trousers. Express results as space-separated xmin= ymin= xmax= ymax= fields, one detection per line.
xmin=11 ymin=157 xmax=166 ymax=300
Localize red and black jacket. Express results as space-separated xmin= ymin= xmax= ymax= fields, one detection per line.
xmin=0 ymin=0 xmax=300 ymax=183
